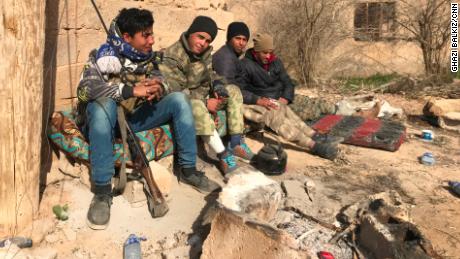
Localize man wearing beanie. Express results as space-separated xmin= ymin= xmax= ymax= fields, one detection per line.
xmin=160 ymin=16 xmax=254 ymax=176
xmin=213 ymin=21 xmax=250 ymax=83
xmin=236 ymin=33 xmax=342 ymax=160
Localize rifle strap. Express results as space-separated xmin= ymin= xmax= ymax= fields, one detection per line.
xmin=114 ymin=106 xmax=129 ymax=194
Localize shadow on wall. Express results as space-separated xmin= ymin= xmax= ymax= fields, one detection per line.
xmin=39 ymin=0 xmax=62 ymax=199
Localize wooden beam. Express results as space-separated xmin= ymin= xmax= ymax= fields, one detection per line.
xmin=0 ymin=0 xmax=46 ymax=237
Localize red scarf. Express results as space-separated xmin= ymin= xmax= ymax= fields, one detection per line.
xmin=252 ymin=50 xmax=277 ymax=71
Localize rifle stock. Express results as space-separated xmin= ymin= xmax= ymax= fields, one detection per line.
xmin=126 ymin=121 xmax=169 ymax=218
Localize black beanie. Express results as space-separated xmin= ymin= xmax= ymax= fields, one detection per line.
xmin=227 ymin=22 xmax=250 ymax=41
xmin=187 ymin=16 xmax=218 ymax=42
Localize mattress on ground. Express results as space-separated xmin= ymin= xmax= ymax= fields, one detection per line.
xmin=311 ymin=115 xmax=406 ymax=152
xmin=48 ymin=110 xmax=227 ymax=166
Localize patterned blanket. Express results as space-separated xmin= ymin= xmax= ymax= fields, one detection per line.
xmin=48 ymin=110 xmax=227 ymax=167
xmin=312 ymin=115 xmax=406 ymax=152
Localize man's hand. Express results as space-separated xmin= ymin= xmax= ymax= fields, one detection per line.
xmin=278 ymin=97 xmax=289 ymax=105
xmin=207 ymin=97 xmax=225 ymax=114
xmin=256 ymin=97 xmax=279 ymax=110
xmin=133 ymin=78 xmax=163 ymax=101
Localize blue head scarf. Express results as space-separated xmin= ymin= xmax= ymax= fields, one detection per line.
xmin=96 ymin=19 xmax=153 ymax=63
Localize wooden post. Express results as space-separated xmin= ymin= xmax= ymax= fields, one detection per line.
xmin=0 ymin=1 xmax=46 ymax=237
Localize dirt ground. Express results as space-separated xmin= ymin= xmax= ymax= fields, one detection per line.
xmin=6 ymin=93 xmax=460 ymax=259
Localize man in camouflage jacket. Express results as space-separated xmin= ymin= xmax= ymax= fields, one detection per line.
xmin=159 ymin=16 xmax=254 ymax=174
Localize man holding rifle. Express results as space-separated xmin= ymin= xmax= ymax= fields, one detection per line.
xmin=76 ymin=8 xmax=218 ymax=230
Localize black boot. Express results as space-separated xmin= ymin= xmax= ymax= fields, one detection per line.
xmin=87 ymin=184 xmax=112 ymax=230
xmin=311 ymin=142 xmax=339 ymax=160
xmin=312 ymin=133 xmax=344 ymax=145
xmin=178 ymin=167 xmax=221 ymax=194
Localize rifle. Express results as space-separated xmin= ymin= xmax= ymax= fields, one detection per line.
xmin=90 ymin=0 xmax=169 ymax=218
xmin=117 ymin=109 xmax=169 ymax=218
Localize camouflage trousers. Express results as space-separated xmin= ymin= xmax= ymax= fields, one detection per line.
xmin=243 ymin=103 xmax=315 ymax=148
xmin=191 ymin=84 xmax=244 ymax=136
xmin=289 ymin=94 xmax=336 ymax=121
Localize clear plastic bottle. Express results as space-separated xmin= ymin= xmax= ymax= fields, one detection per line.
xmin=420 ymin=152 xmax=435 ymax=165
xmin=123 ymin=234 xmax=145 ymax=259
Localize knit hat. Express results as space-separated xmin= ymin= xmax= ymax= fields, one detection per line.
xmin=187 ymin=16 xmax=218 ymax=42
xmin=253 ymin=33 xmax=274 ymax=52
xmin=227 ymin=22 xmax=250 ymax=41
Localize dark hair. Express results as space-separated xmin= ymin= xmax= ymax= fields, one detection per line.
xmin=116 ymin=8 xmax=154 ymax=37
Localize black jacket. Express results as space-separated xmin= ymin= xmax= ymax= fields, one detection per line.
xmin=236 ymin=48 xmax=295 ymax=104
xmin=212 ymin=43 xmax=240 ymax=84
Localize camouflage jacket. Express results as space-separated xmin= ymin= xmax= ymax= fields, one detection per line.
xmin=159 ymin=33 xmax=221 ymax=101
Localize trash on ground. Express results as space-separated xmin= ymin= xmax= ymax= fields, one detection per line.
xmin=52 ymin=204 xmax=69 ymax=221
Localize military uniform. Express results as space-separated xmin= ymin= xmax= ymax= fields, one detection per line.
xmin=159 ymin=33 xmax=244 ymax=136
xmin=289 ymin=94 xmax=336 ymax=122
xmin=243 ymin=102 xmax=315 ymax=148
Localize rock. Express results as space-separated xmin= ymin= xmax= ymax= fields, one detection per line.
xmin=338 ymin=191 xmax=410 ymax=225
xmin=281 ymin=180 xmax=310 ymax=201
xmin=201 ymin=209 xmax=310 ymax=259
xmin=218 ymin=166 xmax=283 ymax=222
xmin=358 ymin=214 xmax=434 ymax=259
xmin=123 ymin=180 xmax=147 ymax=207
xmin=122 ymin=161 xmax=172 ymax=205
xmin=423 ymin=99 xmax=460 ymax=132
xmin=150 ymin=160 xmax=173 ymax=195
xmin=337 ymin=191 xmax=439 ymax=259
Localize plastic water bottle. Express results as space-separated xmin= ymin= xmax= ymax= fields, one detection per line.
xmin=123 ymin=234 xmax=145 ymax=259
xmin=420 ymin=152 xmax=435 ymax=165
xmin=123 ymin=234 xmax=143 ymax=259
xmin=448 ymin=181 xmax=460 ymax=196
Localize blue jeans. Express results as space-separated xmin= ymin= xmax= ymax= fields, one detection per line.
xmin=85 ymin=92 xmax=197 ymax=186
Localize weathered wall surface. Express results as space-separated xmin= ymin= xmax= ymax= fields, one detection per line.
xmin=45 ymin=0 xmax=234 ymax=110
xmin=320 ymin=0 xmax=425 ymax=78
xmin=46 ymin=0 xmax=427 ymax=111
xmin=228 ymin=0 xmax=424 ymax=79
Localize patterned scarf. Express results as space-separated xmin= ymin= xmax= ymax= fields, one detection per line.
xmin=96 ymin=19 xmax=153 ymax=63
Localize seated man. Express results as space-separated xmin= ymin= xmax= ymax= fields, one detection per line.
xmin=159 ymin=16 xmax=254 ymax=175
xmin=213 ymin=21 xmax=250 ymax=84
xmin=76 ymin=8 xmax=218 ymax=230
xmin=235 ymin=33 xmax=340 ymax=160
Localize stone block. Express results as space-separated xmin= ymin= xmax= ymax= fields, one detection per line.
xmin=218 ymin=166 xmax=282 ymax=222
xmin=201 ymin=209 xmax=310 ymax=259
